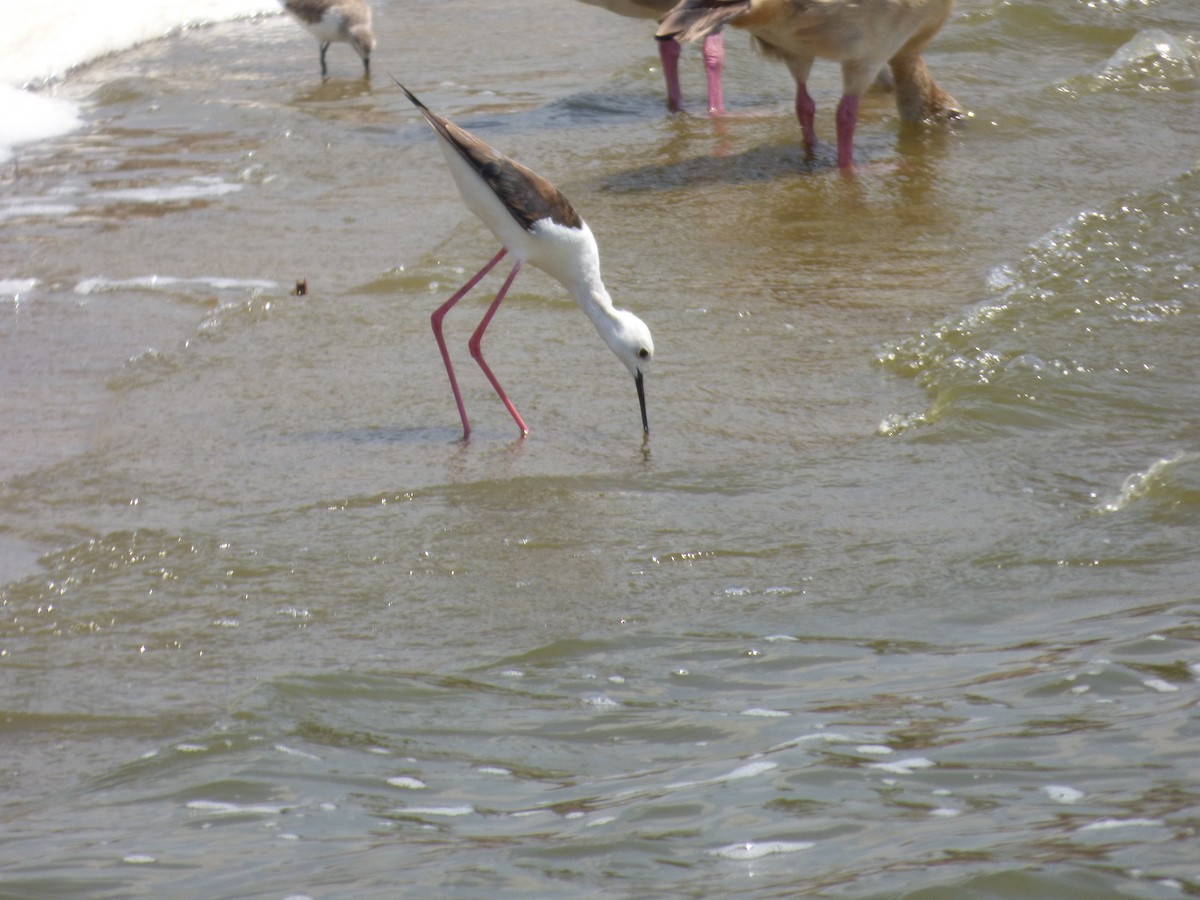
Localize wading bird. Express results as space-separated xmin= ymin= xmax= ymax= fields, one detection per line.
xmin=398 ymin=84 xmax=654 ymax=440
xmin=280 ymin=0 xmax=375 ymax=77
xmin=658 ymin=0 xmax=960 ymax=168
xmin=577 ymin=0 xmax=728 ymax=112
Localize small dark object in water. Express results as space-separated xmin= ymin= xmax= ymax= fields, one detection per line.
xmin=293 ymin=279 xmax=308 ymax=296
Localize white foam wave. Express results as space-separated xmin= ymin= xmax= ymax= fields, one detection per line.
xmin=866 ymin=756 xmax=935 ymax=776
xmin=1100 ymin=29 xmax=1199 ymax=85
xmin=1 ymin=279 xmax=38 ymax=299
xmin=74 ymin=275 xmax=277 ymax=295
xmin=723 ymin=760 xmax=777 ymax=780
xmin=1078 ymin=817 xmax=1164 ymax=832
xmin=0 ymin=86 xmax=80 ymax=162
xmin=1096 ymin=453 xmax=1192 ymax=514
xmin=0 ymin=1 xmax=277 ymax=161
xmin=0 ymin=200 xmax=80 ymax=222
xmin=710 ymin=840 xmax=814 ymax=860
xmin=98 ymin=178 xmax=244 ymax=205
xmin=855 ymin=744 xmax=894 ymax=756
xmin=1044 ymin=784 xmax=1084 ymax=804
xmin=186 ymin=799 xmax=284 ymax=815
xmin=274 ymin=743 xmax=321 ymax=760
xmin=1142 ymin=678 xmax=1180 ymax=693
xmin=767 ymin=731 xmax=857 ymax=752
xmin=667 ymin=759 xmax=777 ymax=790
xmin=1 ymin=0 xmax=278 ymax=88
xmin=398 ymin=805 xmax=475 ymax=817
xmin=581 ymin=693 xmax=621 ymax=709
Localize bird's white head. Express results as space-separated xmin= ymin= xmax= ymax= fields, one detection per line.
xmin=350 ymin=25 xmax=375 ymax=63
xmin=603 ymin=308 xmax=654 ymax=433
xmin=608 ymin=308 xmax=654 ymax=379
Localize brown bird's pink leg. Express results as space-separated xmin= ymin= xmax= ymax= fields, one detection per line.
xmin=468 ymin=261 xmax=529 ymax=437
xmin=795 ymin=83 xmax=817 ymax=155
xmin=702 ymin=32 xmax=725 ymax=113
xmin=658 ymin=37 xmax=684 ymax=111
xmin=431 ymin=248 xmax=507 ymax=439
xmin=835 ymin=94 xmax=860 ymax=169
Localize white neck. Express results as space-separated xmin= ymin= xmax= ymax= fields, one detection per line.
xmin=572 ymin=275 xmax=625 ymax=351
xmin=524 ymin=217 xmax=641 ymax=366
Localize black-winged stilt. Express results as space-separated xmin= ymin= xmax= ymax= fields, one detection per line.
xmin=398 ymin=84 xmax=654 ymax=440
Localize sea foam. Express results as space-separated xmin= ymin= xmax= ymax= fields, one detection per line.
xmin=0 ymin=0 xmax=276 ymax=161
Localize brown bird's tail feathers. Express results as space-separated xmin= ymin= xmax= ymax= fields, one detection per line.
xmin=657 ymin=0 xmax=751 ymax=42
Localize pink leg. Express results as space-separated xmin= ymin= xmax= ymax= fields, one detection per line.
xmin=431 ymin=248 xmax=507 ymax=439
xmin=702 ymin=32 xmax=724 ymax=114
xmin=835 ymin=94 xmax=860 ymax=169
xmin=468 ymin=261 xmax=529 ymax=437
xmin=795 ymin=83 xmax=817 ymax=155
xmin=657 ymin=38 xmax=683 ymax=111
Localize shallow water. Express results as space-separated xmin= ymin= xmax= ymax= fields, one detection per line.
xmin=3 ymin=0 xmax=1200 ymax=896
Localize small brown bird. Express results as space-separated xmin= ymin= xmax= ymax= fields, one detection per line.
xmin=658 ymin=0 xmax=960 ymax=167
xmin=280 ymin=0 xmax=375 ymax=77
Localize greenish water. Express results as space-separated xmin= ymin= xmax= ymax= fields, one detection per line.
xmin=3 ymin=0 xmax=1200 ymax=896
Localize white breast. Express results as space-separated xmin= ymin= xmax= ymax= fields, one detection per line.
xmin=433 ymin=135 xmax=600 ymax=296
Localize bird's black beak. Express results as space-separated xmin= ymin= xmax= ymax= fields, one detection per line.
xmin=636 ymin=370 xmax=648 ymax=434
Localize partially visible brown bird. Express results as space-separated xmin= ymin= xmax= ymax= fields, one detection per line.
xmin=658 ymin=0 xmax=960 ymax=167
xmin=577 ymin=0 xmax=728 ymax=112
